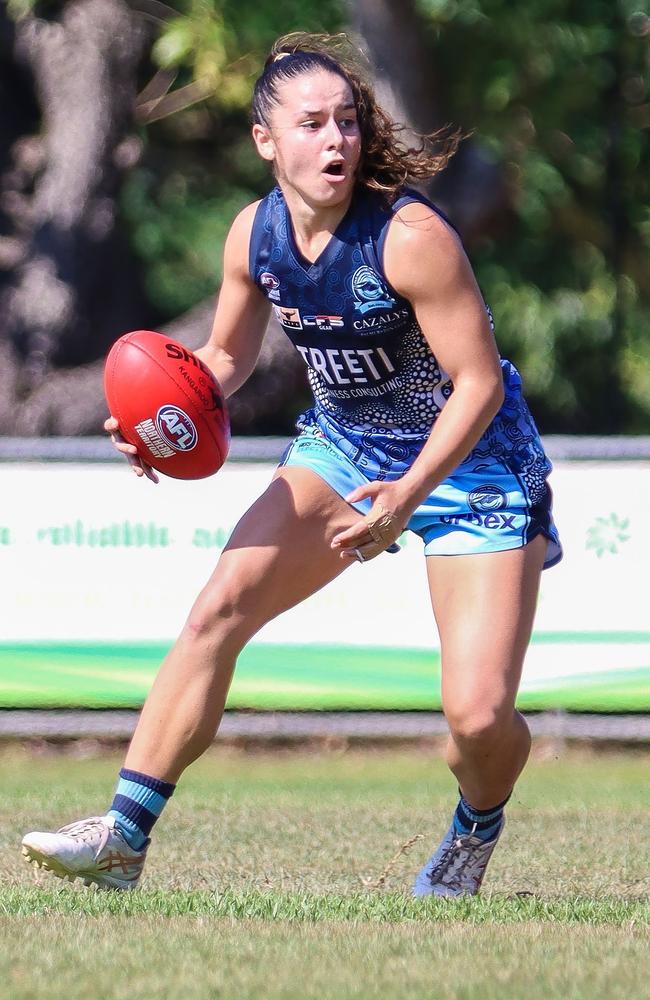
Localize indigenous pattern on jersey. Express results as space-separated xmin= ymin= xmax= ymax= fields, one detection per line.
xmin=250 ymin=185 xmax=452 ymax=479
xmin=250 ymin=185 xmax=561 ymax=564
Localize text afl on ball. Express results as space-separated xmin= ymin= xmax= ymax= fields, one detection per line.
xmin=104 ymin=330 xmax=230 ymax=480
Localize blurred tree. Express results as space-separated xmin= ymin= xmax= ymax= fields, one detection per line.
xmin=118 ymin=0 xmax=346 ymax=432
xmin=408 ymin=0 xmax=650 ymax=433
xmin=0 ymin=0 xmax=341 ymax=434
xmin=346 ymin=0 xmax=509 ymax=239
xmin=120 ymin=0 xmax=650 ymax=434
xmin=0 ymin=0 xmax=648 ymax=435
xmin=0 ymin=0 xmax=149 ymax=433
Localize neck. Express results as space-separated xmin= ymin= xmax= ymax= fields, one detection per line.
xmin=279 ymin=184 xmax=353 ymax=249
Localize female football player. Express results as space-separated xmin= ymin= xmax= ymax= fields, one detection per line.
xmin=23 ymin=32 xmax=561 ymax=897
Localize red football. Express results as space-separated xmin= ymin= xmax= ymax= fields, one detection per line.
xmin=104 ymin=330 xmax=230 ymax=480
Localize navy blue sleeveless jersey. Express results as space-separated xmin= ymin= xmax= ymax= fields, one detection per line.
xmin=249 ymin=184 xmax=552 ymax=510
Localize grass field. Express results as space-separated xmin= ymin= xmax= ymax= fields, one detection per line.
xmin=1 ymin=747 xmax=649 ymax=999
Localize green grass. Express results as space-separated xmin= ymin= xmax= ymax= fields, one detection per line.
xmin=1 ymin=749 xmax=649 ymax=998
xmin=1 ymin=887 xmax=648 ymax=924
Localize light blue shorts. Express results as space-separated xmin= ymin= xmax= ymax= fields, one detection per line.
xmin=280 ymin=426 xmax=562 ymax=569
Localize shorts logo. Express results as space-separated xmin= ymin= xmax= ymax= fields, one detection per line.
xmin=156 ymin=405 xmax=197 ymax=452
xmin=296 ymin=437 xmax=331 ymax=453
xmin=260 ymin=272 xmax=280 ymax=300
xmin=303 ymin=315 xmax=344 ymax=331
xmin=274 ymin=305 xmax=303 ymax=329
xmin=468 ymin=484 xmax=508 ymax=513
xmin=441 ymin=512 xmax=518 ymax=530
xmin=351 ymin=266 xmax=395 ymax=314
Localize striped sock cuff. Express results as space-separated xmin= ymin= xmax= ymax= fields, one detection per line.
xmin=457 ymin=795 xmax=509 ymax=827
xmin=454 ymin=793 xmax=510 ymax=839
xmin=118 ymin=768 xmax=176 ymax=799
xmin=110 ymin=795 xmax=159 ymax=837
xmin=109 ymin=769 xmax=176 ymax=847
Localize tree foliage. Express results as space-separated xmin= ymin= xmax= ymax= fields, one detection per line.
xmin=2 ymin=0 xmax=648 ymax=434
xmin=122 ymin=0 xmax=344 ymax=317
xmin=127 ymin=0 xmax=650 ymax=433
xmin=414 ymin=0 xmax=650 ymax=432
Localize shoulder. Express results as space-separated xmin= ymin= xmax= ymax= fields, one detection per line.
xmin=224 ymin=200 xmax=263 ymax=276
xmin=384 ymin=198 xmax=471 ymax=298
xmin=227 ymin=200 xmax=264 ymax=245
xmin=389 ymin=198 xmax=463 ymax=259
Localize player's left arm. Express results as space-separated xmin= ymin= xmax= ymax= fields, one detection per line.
xmin=384 ymin=202 xmax=504 ymax=507
xmin=332 ymin=203 xmax=505 ymax=559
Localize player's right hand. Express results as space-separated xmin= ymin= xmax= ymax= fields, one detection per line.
xmin=104 ymin=416 xmax=159 ymax=484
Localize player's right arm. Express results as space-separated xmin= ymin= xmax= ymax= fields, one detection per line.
xmin=194 ymin=201 xmax=271 ymax=397
xmin=106 ymin=201 xmax=270 ymax=481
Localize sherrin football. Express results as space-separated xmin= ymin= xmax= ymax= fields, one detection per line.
xmin=104 ymin=330 xmax=230 ymax=480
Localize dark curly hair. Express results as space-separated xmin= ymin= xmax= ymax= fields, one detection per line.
xmin=251 ymin=32 xmax=462 ymax=200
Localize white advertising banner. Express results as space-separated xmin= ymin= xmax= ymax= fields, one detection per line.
xmin=1 ymin=459 xmax=649 ymax=708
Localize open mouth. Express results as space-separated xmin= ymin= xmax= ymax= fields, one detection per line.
xmin=323 ymin=162 xmax=345 ymax=177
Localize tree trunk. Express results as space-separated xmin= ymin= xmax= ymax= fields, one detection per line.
xmin=0 ymin=298 xmax=306 ymax=436
xmin=0 ymin=0 xmax=148 ymax=433
xmin=348 ymin=0 xmax=508 ymax=240
xmin=0 ymin=0 xmax=307 ymax=437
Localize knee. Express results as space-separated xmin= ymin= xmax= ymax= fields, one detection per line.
xmin=184 ymin=571 xmax=259 ymax=651
xmin=444 ymin=703 xmax=511 ymax=747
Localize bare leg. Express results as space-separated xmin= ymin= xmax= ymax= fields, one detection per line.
xmin=124 ymin=467 xmax=360 ymax=781
xmin=426 ymin=533 xmax=547 ymax=808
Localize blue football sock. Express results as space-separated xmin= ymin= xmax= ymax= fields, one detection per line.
xmin=452 ymin=793 xmax=509 ymax=842
xmin=107 ymin=768 xmax=176 ymax=851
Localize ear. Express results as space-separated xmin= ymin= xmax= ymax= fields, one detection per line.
xmin=252 ymin=123 xmax=275 ymax=163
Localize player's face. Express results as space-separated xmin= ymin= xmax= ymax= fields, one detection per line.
xmin=253 ymin=69 xmax=362 ymax=210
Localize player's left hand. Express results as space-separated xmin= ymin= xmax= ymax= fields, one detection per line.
xmin=331 ymin=481 xmax=411 ymax=563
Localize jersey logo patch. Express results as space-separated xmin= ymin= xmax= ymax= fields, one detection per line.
xmin=274 ymin=305 xmax=303 ymax=329
xmin=351 ymin=266 xmax=395 ymax=314
xmin=303 ymin=315 xmax=344 ymax=331
xmin=260 ymin=272 xmax=280 ymax=300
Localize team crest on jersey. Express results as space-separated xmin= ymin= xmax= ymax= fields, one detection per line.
xmin=351 ymin=266 xmax=395 ymax=315
xmin=260 ymin=272 xmax=280 ymax=300
xmin=274 ymin=305 xmax=303 ymax=330
xmin=156 ymin=405 xmax=197 ymax=452
xmin=468 ymin=484 xmax=508 ymax=513
xmin=303 ymin=315 xmax=344 ymax=331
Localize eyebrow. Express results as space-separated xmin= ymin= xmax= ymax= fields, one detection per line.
xmin=296 ymin=102 xmax=357 ymax=117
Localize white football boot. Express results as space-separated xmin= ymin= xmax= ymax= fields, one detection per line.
xmin=412 ymin=817 xmax=505 ymax=898
xmin=22 ymin=815 xmax=147 ymax=890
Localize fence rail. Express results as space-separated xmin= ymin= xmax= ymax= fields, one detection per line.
xmin=2 ymin=710 xmax=650 ymax=743
xmin=1 ymin=436 xmax=650 ymax=463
